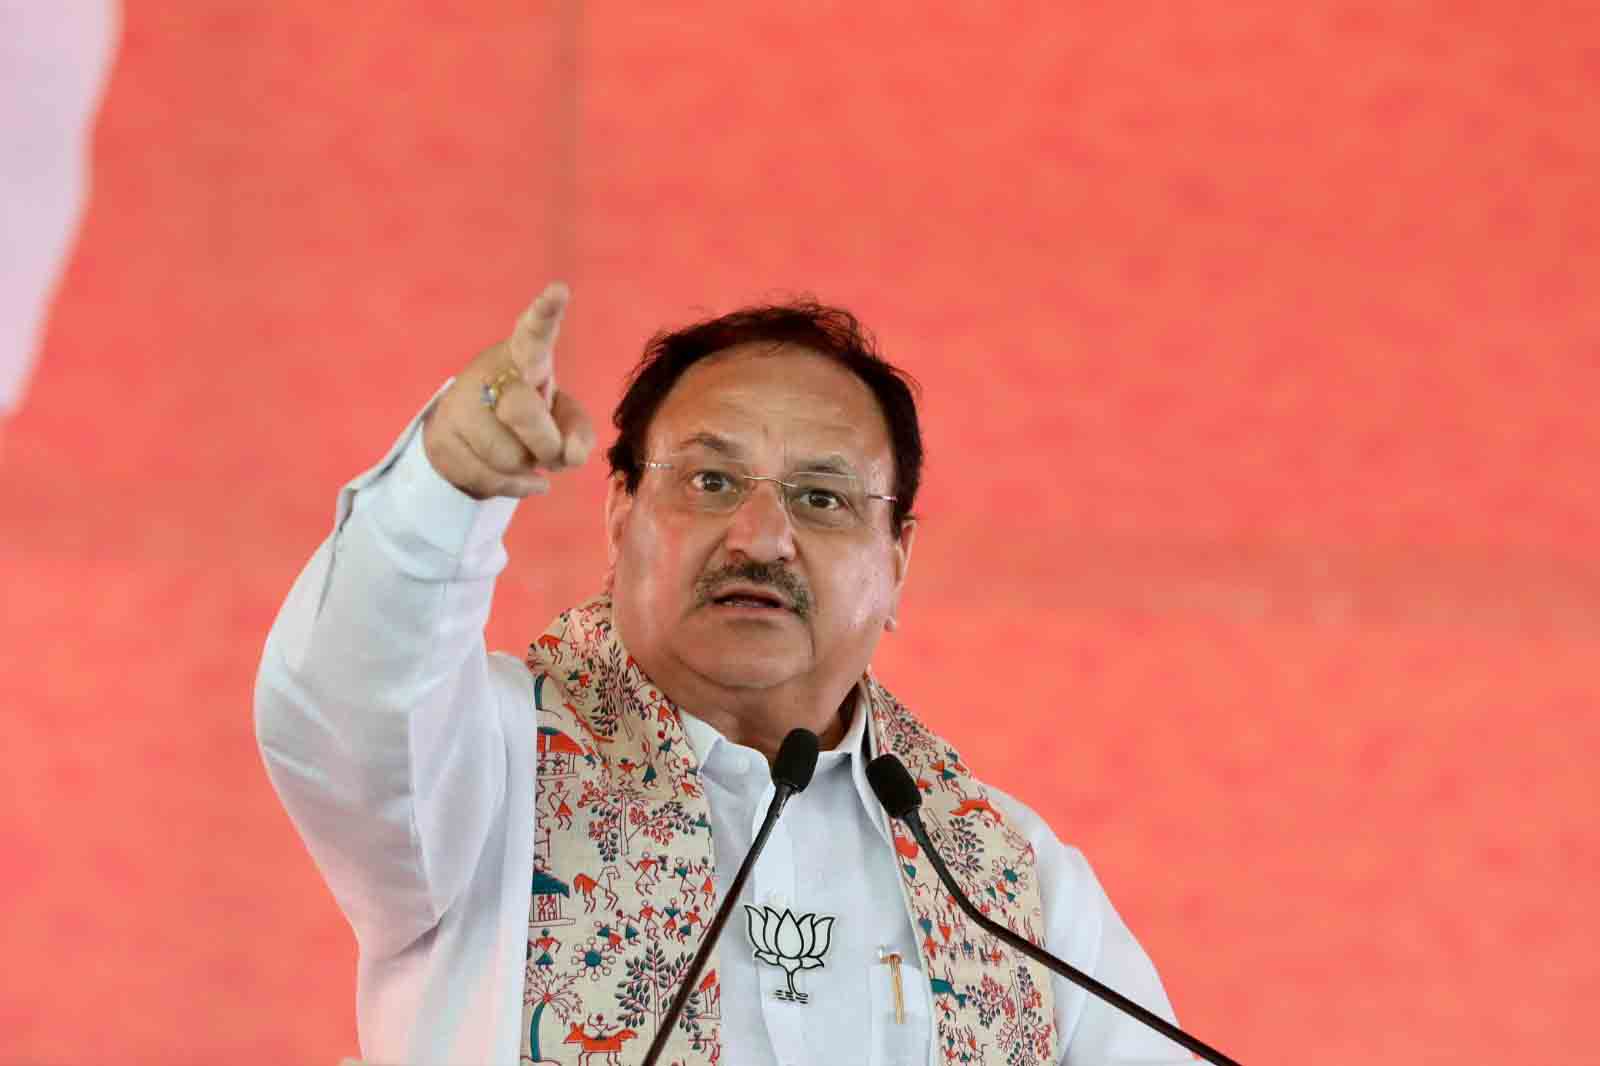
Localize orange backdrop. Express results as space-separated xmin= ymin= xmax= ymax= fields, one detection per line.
xmin=4 ymin=3 xmax=1597 ymax=1063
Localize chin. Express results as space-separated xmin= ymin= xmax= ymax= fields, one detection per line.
xmin=683 ymin=636 xmax=808 ymax=691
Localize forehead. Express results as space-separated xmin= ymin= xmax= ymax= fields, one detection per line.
xmin=648 ymin=343 xmax=893 ymax=469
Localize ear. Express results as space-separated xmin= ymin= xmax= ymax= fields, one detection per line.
xmin=604 ymin=472 xmax=635 ymax=571
xmin=884 ymin=518 xmax=917 ymax=631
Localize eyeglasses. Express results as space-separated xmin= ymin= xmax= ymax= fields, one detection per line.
xmin=640 ymin=449 xmax=896 ymax=532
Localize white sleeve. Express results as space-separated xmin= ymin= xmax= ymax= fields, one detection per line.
xmin=988 ymin=787 xmax=1195 ymax=1065
xmin=253 ymin=390 xmax=527 ymax=959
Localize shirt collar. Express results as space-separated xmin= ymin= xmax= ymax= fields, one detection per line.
xmin=677 ymin=682 xmax=896 ymax=848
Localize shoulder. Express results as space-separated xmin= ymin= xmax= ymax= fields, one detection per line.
xmin=981 ymin=782 xmax=1105 ymax=927
xmin=488 ymin=649 xmax=540 ymax=709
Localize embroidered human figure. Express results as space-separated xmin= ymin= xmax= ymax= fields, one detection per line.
xmin=547 ymin=781 xmax=575 ymax=830
xmin=697 ymin=866 xmax=717 ymax=909
xmin=530 ymin=928 xmax=561 ymax=968
xmin=672 ymin=858 xmax=694 ymax=894
xmin=631 ymin=850 xmax=661 ymax=893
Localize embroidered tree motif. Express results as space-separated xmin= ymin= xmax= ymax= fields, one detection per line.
xmin=615 ymin=941 xmax=704 ymax=1045
xmin=970 ymin=972 xmax=1011 ymax=1029
xmin=986 ymin=963 xmax=1055 ymax=1066
xmin=935 ymin=815 xmax=988 ymax=886
xmin=523 ymin=965 xmax=582 ymax=1063
xmin=615 ymin=941 xmax=666 ymax=1028
xmin=582 ymin=777 xmax=702 ymax=863
xmin=595 ymin=642 xmax=666 ymax=741
xmin=1010 ymin=964 xmax=1054 ymax=1062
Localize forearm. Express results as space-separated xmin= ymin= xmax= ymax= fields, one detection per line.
xmin=254 ymin=402 xmax=520 ymax=954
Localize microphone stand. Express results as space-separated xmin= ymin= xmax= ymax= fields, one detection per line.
xmin=639 ymin=729 xmax=818 ymax=1066
xmin=870 ymin=754 xmax=1244 ymax=1066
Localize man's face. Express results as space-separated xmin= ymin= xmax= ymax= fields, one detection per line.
xmin=604 ymin=344 xmax=914 ymax=716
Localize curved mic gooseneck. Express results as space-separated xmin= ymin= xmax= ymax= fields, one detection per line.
xmin=866 ymin=752 xmax=1244 ymax=1066
xmin=639 ymin=727 xmax=820 ymax=1066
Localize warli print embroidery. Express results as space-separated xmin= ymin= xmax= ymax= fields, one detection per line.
xmin=520 ymin=597 xmax=1060 ymax=1065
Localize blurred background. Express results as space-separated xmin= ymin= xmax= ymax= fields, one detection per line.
xmin=3 ymin=2 xmax=1597 ymax=1062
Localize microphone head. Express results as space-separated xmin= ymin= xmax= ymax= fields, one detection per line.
xmin=866 ymin=754 xmax=923 ymax=820
xmin=772 ymin=728 xmax=820 ymax=793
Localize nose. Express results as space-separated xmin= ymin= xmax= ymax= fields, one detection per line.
xmin=722 ymin=478 xmax=796 ymax=563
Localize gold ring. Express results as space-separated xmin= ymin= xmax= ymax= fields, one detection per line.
xmin=480 ymin=365 xmax=523 ymax=412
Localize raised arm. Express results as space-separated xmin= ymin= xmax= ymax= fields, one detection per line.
xmin=253 ymin=284 xmax=594 ymax=957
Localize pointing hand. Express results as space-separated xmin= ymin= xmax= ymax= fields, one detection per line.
xmin=422 ymin=283 xmax=597 ymax=499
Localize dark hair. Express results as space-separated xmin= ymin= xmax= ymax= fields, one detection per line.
xmin=607 ymin=300 xmax=922 ymax=534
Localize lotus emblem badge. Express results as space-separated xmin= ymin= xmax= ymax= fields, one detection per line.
xmin=743 ymin=905 xmax=836 ymax=1004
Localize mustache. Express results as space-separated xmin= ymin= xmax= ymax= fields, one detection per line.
xmin=696 ymin=561 xmax=813 ymax=618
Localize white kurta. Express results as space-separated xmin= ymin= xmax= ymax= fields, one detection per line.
xmin=254 ymin=398 xmax=1194 ymax=1066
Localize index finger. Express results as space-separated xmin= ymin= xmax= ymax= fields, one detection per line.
xmin=507 ymin=281 xmax=570 ymax=398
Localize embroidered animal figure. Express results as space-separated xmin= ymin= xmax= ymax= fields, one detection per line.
xmin=951 ymin=796 xmax=1003 ymax=825
xmin=561 ymin=1023 xmax=638 ymax=1065
xmin=929 ymin=974 xmax=969 ymax=1010
xmin=573 ymin=866 xmax=620 ymax=913
xmin=534 ymin=633 xmax=564 ymax=662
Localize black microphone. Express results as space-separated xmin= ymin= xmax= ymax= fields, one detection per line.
xmin=640 ymin=727 xmax=820 ymax=1066
xmin=866 ymin=753 xmax=1244 ymax=1066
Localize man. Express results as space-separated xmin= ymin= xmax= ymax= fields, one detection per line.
xmin=256 ymin=284 xmax=1189 ymax=1065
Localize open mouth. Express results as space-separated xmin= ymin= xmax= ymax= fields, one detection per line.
xmin=709 ymin=588 xmax=788 ymax=610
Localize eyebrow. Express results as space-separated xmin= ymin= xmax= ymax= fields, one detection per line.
xmin=673 ymin=432 xmax=745 ymax=458
xmin=671 ymin=432 xmax=862 ymax=478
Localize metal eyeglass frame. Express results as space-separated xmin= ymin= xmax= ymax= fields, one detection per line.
xmin=639 ymin=458 xmax=897 ymax=521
